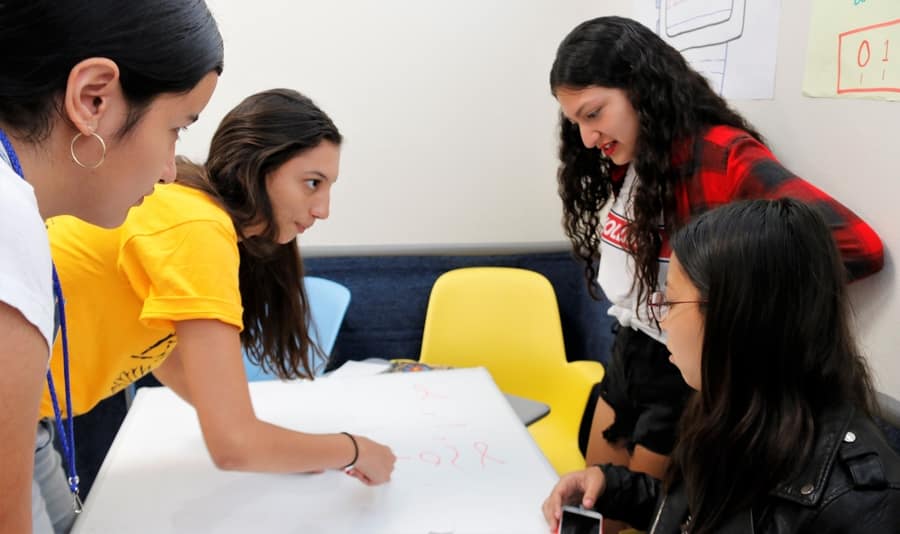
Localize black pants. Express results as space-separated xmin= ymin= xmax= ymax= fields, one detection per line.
xmin=582 ymin=325 xmax=692 ymax=456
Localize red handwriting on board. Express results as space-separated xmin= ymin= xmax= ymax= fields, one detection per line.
xmin=418 ymin=451 xmax=442 ymax=466
xmin=473 ymin=441 xmax=506 ymax=468
xmin=397 ymin=440 xmax=507 ymax=471
xmin=403 ymin=383 xmax=507 ymax=470
xmin=433 ymin=436 xmax=463 ymax=468
xmin=837 ymin=18 xmax=900 ymax=93
xmin=414 ymin=384 xmax=449 ymax=400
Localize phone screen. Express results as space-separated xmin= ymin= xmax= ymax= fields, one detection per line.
xmin=559 ymin=505 xmax=602 ymax=534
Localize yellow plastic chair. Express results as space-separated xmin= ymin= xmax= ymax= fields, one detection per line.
xmin=419 ymin=267 xmax=604 ymax=475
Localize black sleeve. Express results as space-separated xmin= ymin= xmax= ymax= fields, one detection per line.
xmin=809 ymin=486 xmax=900 ymax=533
xmin=593 ymin=464 xmax=662 ymax=530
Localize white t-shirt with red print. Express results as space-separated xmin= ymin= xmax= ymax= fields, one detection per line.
xmin=597 ymin=164 xmax=670 ymax=344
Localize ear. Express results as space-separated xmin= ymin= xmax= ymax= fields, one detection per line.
xmin=62 ymin=58 xmax=122 ymax=135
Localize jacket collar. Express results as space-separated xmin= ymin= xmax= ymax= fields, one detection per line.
xmin=770 ymin=405 xmax=855 ymax=506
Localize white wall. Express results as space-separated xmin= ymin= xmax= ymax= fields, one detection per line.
xmin=183 ymin=0 xmax=601 ymax=248
xmin=183 ymin=1 xmax=899 ymax=396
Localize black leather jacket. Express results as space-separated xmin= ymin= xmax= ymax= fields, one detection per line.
xmin=594 ymin=406 xmax=900 ymax=533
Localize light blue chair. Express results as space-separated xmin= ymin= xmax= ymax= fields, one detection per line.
xmin=243 ymin=276 xmax=351 ymax=381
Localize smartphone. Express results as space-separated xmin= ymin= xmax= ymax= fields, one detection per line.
xmin=559 ymin=505 xmax=603 ymax=534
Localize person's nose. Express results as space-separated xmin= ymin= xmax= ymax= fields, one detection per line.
xmin=311 ymin=190 xmax=330 ymax=220
xmin=579 ymin=123 xmax=598 ymax=149
xmin=159 ymin=154 xmax=177 ymax=184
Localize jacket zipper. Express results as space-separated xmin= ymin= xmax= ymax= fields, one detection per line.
xmin=649 ymin=495 xmax=667 ymax=534
xmin=646 ymin=499 xmax=756 ymax=533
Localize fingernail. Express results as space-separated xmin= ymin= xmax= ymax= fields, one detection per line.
xmin=584 ymin=498 xmax=594 ymax=507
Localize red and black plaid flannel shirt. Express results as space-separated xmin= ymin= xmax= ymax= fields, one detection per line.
xmin=617 ymin=125 xmax=884 ymax=281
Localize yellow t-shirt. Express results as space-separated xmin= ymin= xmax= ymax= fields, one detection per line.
xmin=40 ymin=183 xmax=243 ymax=418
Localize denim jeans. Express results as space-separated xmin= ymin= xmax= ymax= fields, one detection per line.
xmin=32 ymin=419 xmax=75 ymax=534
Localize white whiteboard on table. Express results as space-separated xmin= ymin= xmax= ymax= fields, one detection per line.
xmin=72 ymin=368 xmax=559 ymax=534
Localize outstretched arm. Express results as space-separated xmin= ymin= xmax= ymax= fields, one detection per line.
xmin=153 ymin=318 xmax=396 ymax=484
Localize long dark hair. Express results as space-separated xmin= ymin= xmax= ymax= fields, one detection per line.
xmin=177 ymin=89 xmax=343 ymax=379
xmin=0 ymin=0 xmax=224 ymax=142
xmin=550 ymin=16 xmax=761 ymax=303
xmin=667 ymin=198 xmax=875 ymax=533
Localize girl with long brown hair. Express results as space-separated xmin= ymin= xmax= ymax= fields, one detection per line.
xmin=44 ymin=89 xmax=395 ymax=491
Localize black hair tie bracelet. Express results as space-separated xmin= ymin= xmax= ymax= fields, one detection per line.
xmin=340 ymin=432 xmax=358 ymax=471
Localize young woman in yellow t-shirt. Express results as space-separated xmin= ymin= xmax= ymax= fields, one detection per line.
xmin=46 ymin=89 xmax=396 ymax=487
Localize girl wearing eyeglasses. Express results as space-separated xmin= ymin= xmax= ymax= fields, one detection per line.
xmin=543 ymin=198 xmax=900 ymax=534
xmin=549 ymin=16 xmax=884 ymax=534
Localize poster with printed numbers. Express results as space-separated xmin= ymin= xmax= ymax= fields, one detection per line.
xmin=73 ymin=368 xmax=559 ymax=534
xmin=803 ymin=0 xmax=900 ymax=100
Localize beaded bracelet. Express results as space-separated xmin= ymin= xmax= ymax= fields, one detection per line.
xmin=340 ymin=432 xmax=358 ymax=471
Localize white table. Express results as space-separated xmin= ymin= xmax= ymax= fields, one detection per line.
xmin=331 ymin=359 xmax=551 ymax=425
xmin=73 ymin=368 xmax=559 ymax=533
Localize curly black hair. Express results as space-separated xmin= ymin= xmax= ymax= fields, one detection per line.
xmin=550 ymin=16 xmax=762 ymax=308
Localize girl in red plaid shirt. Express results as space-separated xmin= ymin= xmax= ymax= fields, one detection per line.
xmin=549 ymin=16 xmax=883 ymax=534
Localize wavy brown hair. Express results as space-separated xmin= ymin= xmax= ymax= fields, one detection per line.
xmin=177 ymin=89 xmax=342 ymax=379
xmin=549 ymin=16 xmax=762 ymax=305
xmin=667 ymin=199 xmax=874 ymax=533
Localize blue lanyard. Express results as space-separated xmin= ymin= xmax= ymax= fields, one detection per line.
xmin=0 ymin=129 xmax=82 ymax=513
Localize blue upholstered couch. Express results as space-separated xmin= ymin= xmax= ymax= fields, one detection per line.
xmin=307 ymin=250 xmax=615 ymax=370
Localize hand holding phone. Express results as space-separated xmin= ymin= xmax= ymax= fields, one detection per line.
xmin=559 ymin=505 xmax=602 ymax=534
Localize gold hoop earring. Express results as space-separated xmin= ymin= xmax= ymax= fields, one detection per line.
xmin=70 ymin=131 xmax=107 ymax=169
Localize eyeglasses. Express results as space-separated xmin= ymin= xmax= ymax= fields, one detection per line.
xmin=648 ymin=291 xmax=706 ymax=322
